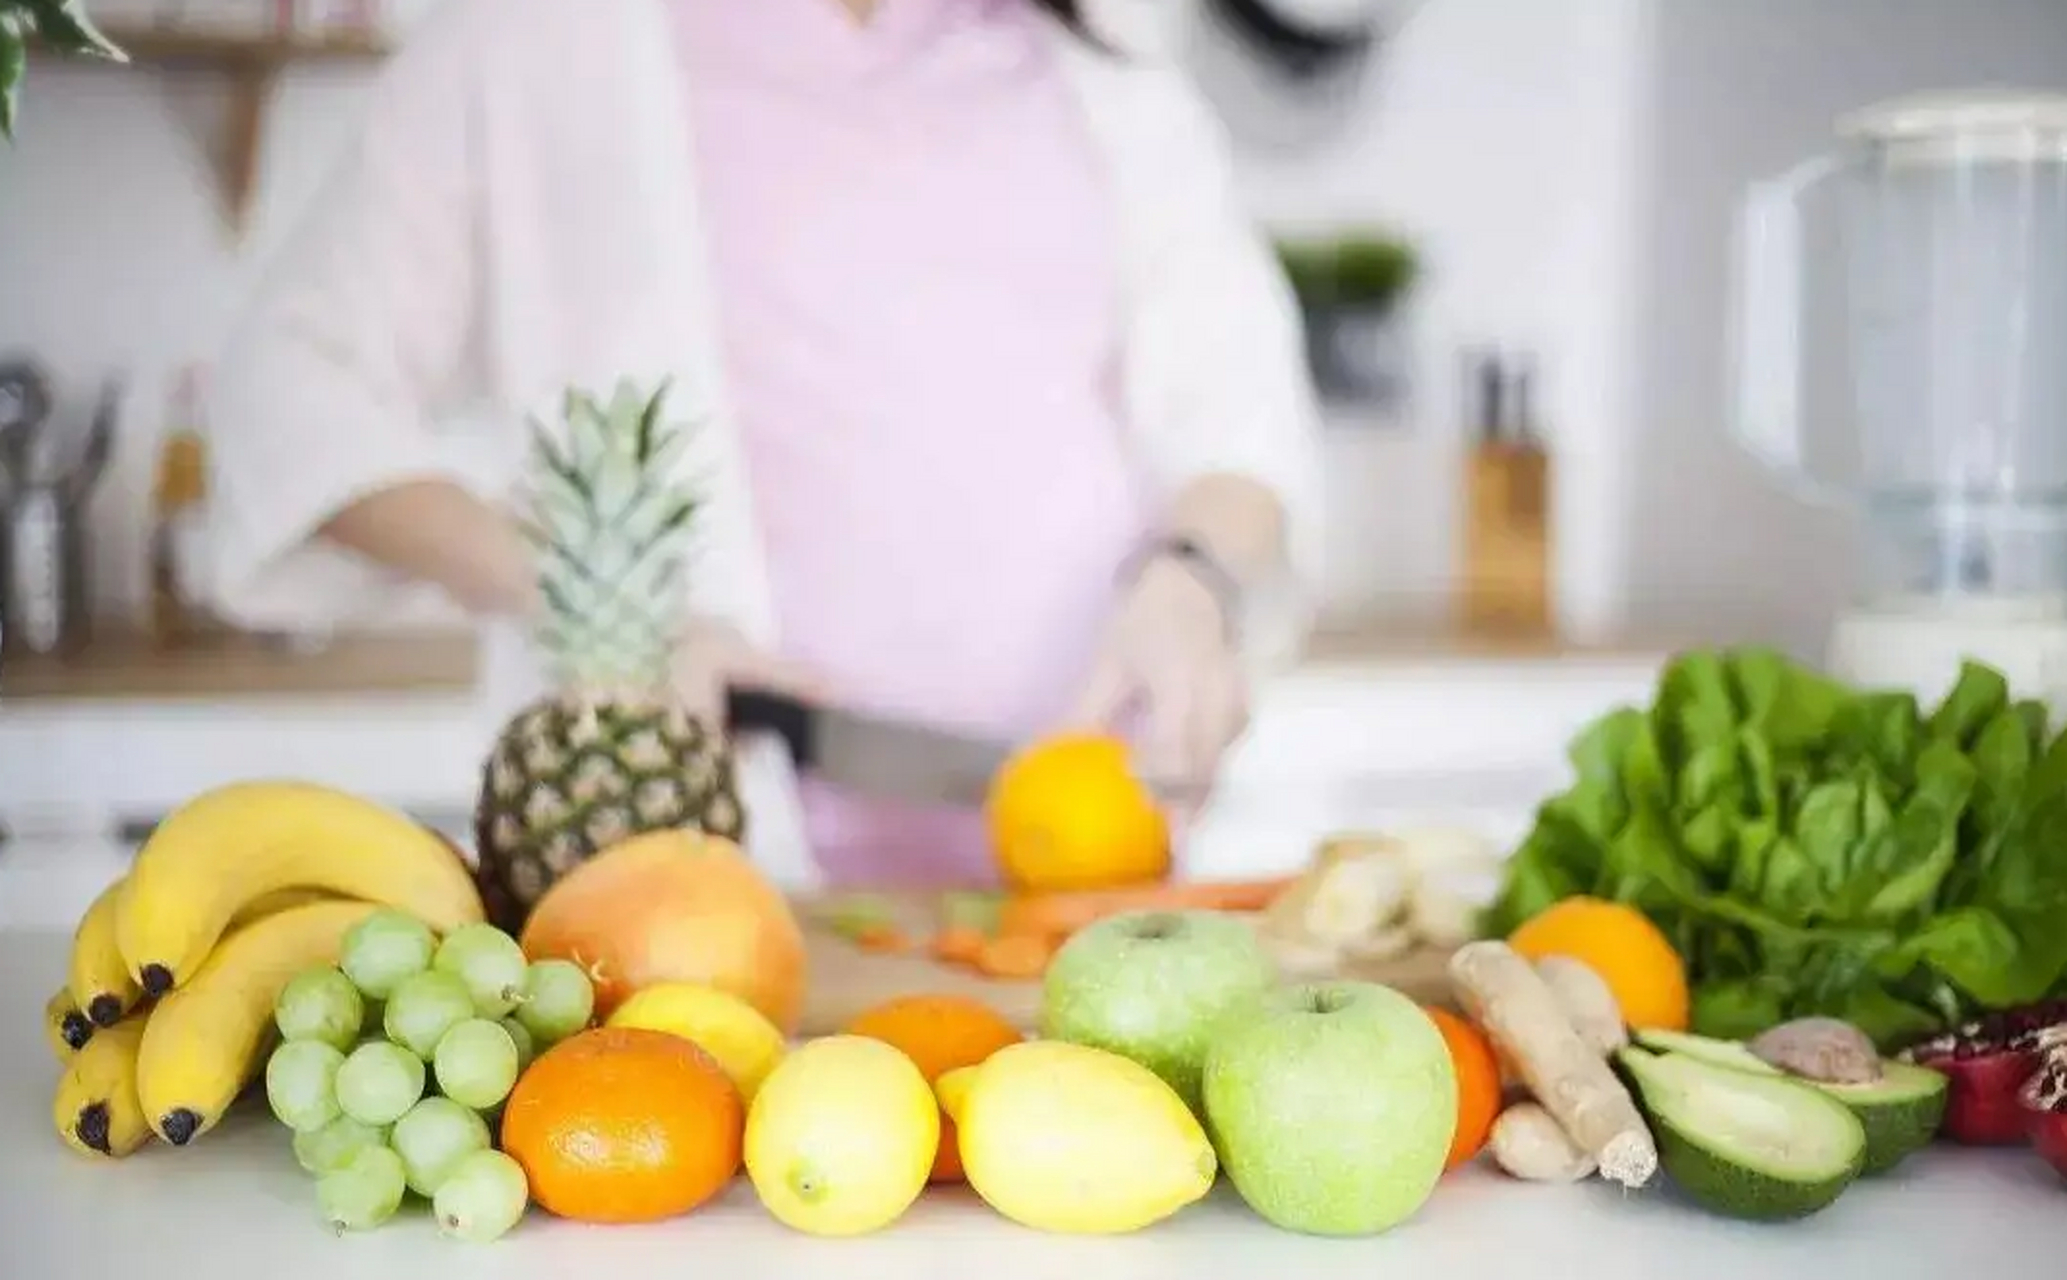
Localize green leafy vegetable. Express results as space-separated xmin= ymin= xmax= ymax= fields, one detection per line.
xmin=1483 ymin=647 xmax=2067 ymax=1048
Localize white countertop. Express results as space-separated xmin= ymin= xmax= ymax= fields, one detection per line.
xmin=6 ymin=879 xmax=2067 ymax=1276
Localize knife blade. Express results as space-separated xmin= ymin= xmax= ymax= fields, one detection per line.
xmin=724 ymin=688 xmax=1012 ymax=809
xmin=723 ymin=687 xmax=1202 ymax=809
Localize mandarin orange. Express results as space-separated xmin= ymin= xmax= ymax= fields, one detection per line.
xmin=843 ymin=993 xmax=1024 ymax=1182
xmin=499 ymin=1026 xmax=743 ymax=1224
xmin=985 ymin=734 xmax=1168 ymax=892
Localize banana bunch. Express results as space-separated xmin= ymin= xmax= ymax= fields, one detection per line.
xmin=46 ymin=779 xmax=486 ymax=1160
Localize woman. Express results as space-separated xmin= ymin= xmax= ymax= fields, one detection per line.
xmin=203 ymin=0 xmax=1324 ymax=891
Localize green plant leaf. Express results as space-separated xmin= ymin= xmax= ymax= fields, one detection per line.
xmin=0 ymin=30 xmax=24 ymax=139
xmin=21 ymin=0 xmax=125 ymax=60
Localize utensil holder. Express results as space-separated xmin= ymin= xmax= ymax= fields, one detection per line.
xmin=1 ymin=485 xmax=94 ymax=658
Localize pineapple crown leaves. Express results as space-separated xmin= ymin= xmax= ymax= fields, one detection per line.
xmin=518 ymin=377 xmax=711 ymax=691
xmin=1 ymin=1 xmax=128 ymax=140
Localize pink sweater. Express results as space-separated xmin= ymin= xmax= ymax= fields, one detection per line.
xmin=671 ymin=0 xmax=1149 ymax=887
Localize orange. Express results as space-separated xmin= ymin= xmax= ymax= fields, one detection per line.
xmin=519 ymin=829 xmax=807 ymax=1032
xmin=843 ymin=994 xmax=1025 ymax=1182
xmin=499 ymin=1025 xmax=744 ymax=1224
xmin=1507 ymin=896 xmax=1689 ymax=1032
xmin=985 ymin=734 xmax=1169 ymax=892
xmin=1424 ymin=1007 xmax=1501 ymax=1171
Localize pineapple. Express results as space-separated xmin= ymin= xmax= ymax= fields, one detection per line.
xmin=473 ymin=378 xmax=745 ymax=932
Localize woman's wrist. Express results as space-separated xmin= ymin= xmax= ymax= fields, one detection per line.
xmin=1118 ymin=534 xmax=1244 ymax=644
xmin=1148 ymin=473 xmax=1288 ymax=588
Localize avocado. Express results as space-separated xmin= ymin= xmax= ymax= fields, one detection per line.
xmin=1634 ymin=1028 xmax=1774 ymax=1074
xmin=1812 ymin=1063 xmax=1948 ymax=1175
xmin=1634 ymin=1028 xmax=1946 ymax=1174
xmin=1616 ymin=1046 xmax=1865 ymax=1221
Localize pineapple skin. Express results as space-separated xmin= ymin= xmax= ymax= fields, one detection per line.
xmin=472 ymin=691 xmax=746 ymax=933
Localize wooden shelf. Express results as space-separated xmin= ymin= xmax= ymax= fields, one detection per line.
xmin=2 ymin=619 xmax=1684 ymax=706
xmin=3 ymin=628 xmax=478 ymax=704
xmin=38 ymin=24 xmax=393 ymax=234
xmin=89 ymin=26 xmax=391 ymax=66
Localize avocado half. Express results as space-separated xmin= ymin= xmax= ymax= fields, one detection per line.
xmin=1633 ymin=1028 xmax=1947 ymax=1175
xmin=1616 ymin=1046 xmax=1866 ymax=1221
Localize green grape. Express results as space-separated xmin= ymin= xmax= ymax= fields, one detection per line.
xmin=274 ymin=967 xmax=365 ymax=1051
xmin=383 ymin=971 xmax=475 ymax=1060
xmin=292 ymin=1116 xmax=388 ymax=1177
xmin=498 ymin=1016 xmax=536 ymax=1072
xmin=335 ymin=1041 xmax=425 ymax=1126
xmin=514 ymin=960 xmax=595 ymax=1044
xmin=433 ymin=1149 xmax=530 ymax=1244
xmin=265 ymin=1040 xmax=345 ymax=1133
xmin=389 ymin=1097 xmax=491 ymax=1197
xmin=339 ymin=910 xmax=436 ymax=1000
xmin=434 ymin=1019 xmax=521 ymax=1111
xmin=432 ymin=924 xmax=530 ymax=1018
xmin=317 ymin=1145 xmax=407 ymax=1234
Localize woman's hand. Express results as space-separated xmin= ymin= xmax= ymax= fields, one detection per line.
xmin=1063 ymin=555 xmax=1249 ymax=812
xmin=672 ymin=616 xmax=829 ymax=728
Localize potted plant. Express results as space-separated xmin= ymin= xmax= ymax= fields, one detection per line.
xmin=2 ymin=1 xmax=127 ymax=138
xmin=1277 ymin=234 xmax=1419 ymax=411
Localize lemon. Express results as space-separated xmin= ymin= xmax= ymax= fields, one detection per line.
xmin=607 ymin=982 xmax=788 ymax=1103
xmin=944 ymin=1039 xmax=1218 ymax=1234
xmin=745 ymin=1035 xmax=938 ymax=1236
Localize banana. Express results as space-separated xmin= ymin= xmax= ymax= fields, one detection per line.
xmin=53 ymin=1014 xmax=153 ymax=1158
xmin=228 ymin=886 xmax=349 ymax=927
xmin=45 ymin=988 xmax=95 ymax=1063
xmin=136 ymin=899 xmax=381 ymax=1146
xmin=116 ymin=780 xmax=483 ymax=994
xmin=69 ymin=879 xmax=145 ymax=1028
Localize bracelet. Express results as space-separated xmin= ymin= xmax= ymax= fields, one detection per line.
xmin=1118 ymin=534 xmax=1245 ymax=646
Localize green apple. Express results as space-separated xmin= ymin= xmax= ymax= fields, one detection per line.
xmin=1202 ymin=980 xmax=1457 ymax=1236
xmin=1038 ymin=909 xmax=1277 ymax=1113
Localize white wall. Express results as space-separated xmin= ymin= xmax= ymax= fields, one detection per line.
xmin=0 ymin=61 xmax=394 ymax=624
xmin=1228 ymin=0 xmax=1648 ymax=636
xmin=1624 ymin=0 xmax=2067 ymax=657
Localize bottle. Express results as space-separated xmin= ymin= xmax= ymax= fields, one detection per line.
xmin=149 ymin=367 xmax=211 ymax=647
xmin=1457 ymin=349 xmax=1553 ymax=638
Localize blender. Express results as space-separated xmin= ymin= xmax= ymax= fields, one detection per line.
xmin=1728 ymin=88 xmax=2067 ymax=706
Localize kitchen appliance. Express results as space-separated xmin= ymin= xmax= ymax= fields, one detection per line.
xmin=1729 ymin=88 xmax=2067 ymax=706
xmin=0 ymin=365 xmax=118 ymax=659
xmin=725 ymin=689 xmax=1201 ymax=810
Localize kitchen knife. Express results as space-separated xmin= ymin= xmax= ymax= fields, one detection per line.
xmin=724 ymin=688 xmax=1202 ymax=810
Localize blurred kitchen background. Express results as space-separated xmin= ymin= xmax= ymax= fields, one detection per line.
xmin=8 ymin=0 xmax=2067 ymax=650
xmin=1 ymin=0 xmax=2065 ymax=870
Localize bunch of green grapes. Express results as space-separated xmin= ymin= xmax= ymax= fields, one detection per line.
xmin=264 ymin=909 xmax=597 ymax=1242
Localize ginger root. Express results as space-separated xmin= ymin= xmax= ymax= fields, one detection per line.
xmin=1256 ymin=834 xmax=1415 ymax=974
xmin=1489 ymin=1102 xmax=1596 ymax=1182
xmin=1534 ymin=956 xmax=1628 ymax=1056
xmin=1449 ymin=941 xmax=1657 ymax=1189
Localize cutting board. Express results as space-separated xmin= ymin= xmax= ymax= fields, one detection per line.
xmin=792 ymin=896 xmax=1459 ymax=1035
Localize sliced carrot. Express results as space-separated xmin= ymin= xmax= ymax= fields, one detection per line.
xmin=996 ymin=877 xmax=1294 ymax=941
xmin=929 ymin=925 xmax=989 ymax=966
xmin=939 ymin=890 xmax=1005 ymax=934
xmin=853 ymin=924 xmax=910 ymax=954
xmin=974 ymin=933 xmax=1055 ymax=980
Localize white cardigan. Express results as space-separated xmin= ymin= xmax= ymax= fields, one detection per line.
xmin=204 ymin=0 xmax=1326 ymax=888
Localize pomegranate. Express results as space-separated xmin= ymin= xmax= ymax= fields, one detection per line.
xmin=2018 ymin=1028 xmax=2067 ymax=1179
xmin=1900 ymin=1000 xmax=2067 ymax=1146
